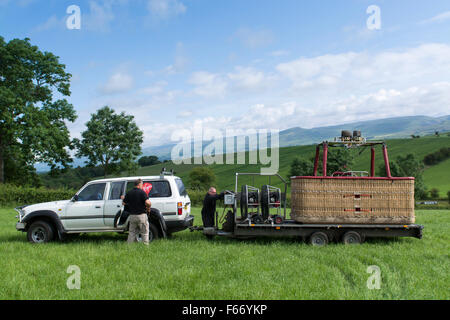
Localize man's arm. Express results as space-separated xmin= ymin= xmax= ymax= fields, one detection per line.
xmin=142 ymin=191 xmax=151 ymax=212
xmin=145 ymin=199 xmax=152 ymax=212
xmin=122 ymin=193 xmax=128 ymax=206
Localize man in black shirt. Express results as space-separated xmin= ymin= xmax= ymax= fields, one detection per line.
xmin=201 ymin=187 xmax=224 ymax=229
xmin=123 ymin=179 xmax=152 ymax=244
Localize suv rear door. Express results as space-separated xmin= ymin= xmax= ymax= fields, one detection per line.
xmin=103 ymin=180 xmax=126 ymax=227
xmin=142 ymin=180 xmax=173 ymax=214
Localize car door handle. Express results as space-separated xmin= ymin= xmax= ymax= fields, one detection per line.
xmin=95 ymin=206 xmax=102 ymax=209
xmin=117 ymin=205 xmax=121 ymax=208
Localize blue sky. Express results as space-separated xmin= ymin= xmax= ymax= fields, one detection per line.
xmin=1 ymin=0 xmax=450 ymax=147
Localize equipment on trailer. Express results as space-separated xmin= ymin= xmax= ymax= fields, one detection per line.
xmin=189 ymin=131 xmax=424 ymax=246
xmin=260 ymin=185 xmax=282 ymax=221
xmin=240 ymin=185 xmax=260 ymax=219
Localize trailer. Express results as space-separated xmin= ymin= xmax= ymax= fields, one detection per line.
xmin=190 ymin=132 xmax=424 ymax=246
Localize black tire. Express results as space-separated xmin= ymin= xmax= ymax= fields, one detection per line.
xmin=240 ymin=185 xmax=248 ymax=219
xmin=222 ymin=210 xmax=235 ymax=232
xmin=27 ymin=221 xmax=55 ymax=244
xmin=136 ymin=223 xmax=159 ymax=243
xmin=251 ymin=215 xmax=263 ymax=224
xmin=309 ymin=232 xmax=329 ymax=246
xmin=342 ymin=231 xmax=362 ymax=245
xmin=261 ymin=185 xmax=269 ymax=220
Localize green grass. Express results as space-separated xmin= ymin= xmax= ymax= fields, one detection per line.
xmin=423 ymin=158 xmax=450 ymax=198
xmin=0 ymin=207 xmax=449 ymax=300
xmin=129 ymin=136 xmax=450 ymax=194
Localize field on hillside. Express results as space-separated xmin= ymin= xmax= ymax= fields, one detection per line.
xmin=130 ymin=136 xmax=450 ymax=195
xmin=0 ymin=207 xmax=448 ymax=300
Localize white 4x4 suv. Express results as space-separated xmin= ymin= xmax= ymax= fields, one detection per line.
xmin=15 ymin=173 xmax=193 ymax=243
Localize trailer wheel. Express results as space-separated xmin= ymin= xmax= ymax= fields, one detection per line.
xmin=342 ymin=231 xmax=362 ymax=245
xmin=309 ymin=232 xmax=329 ymax=246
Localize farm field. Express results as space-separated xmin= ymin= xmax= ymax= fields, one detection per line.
xmin=0 ymin=207 xmax=448 ymax=300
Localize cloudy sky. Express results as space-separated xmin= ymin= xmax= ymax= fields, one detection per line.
xmin=1 ymin=0 xmax=450 ymax=148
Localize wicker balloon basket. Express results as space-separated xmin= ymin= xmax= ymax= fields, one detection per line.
xmin=291 ymin=177 xmax=415 ymax=224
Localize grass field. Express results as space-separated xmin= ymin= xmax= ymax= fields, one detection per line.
xmin=0 ymin=207 xmax=448 ymax=300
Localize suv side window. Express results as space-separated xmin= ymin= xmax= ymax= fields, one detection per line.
xmin=175 ymin=178 xmax=187 ymax=196
xmin=109 ymin=181 xmax=125 ymax=200
xmin=78 ymin=183 xmax=106 ymax=201
xmin=143 ymin=180 xmax=172 ymax=198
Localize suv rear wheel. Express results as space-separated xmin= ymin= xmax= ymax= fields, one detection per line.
xmin=136 ymin=223 xmax=159 ymax=243
xmin=27 ymin=221 xmax=55 ymax=244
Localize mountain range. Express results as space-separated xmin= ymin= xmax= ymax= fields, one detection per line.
xmin=35 ymin=115 xmax=450 ymax=172
xmin=142 ymin=115 xmax=450 ymax=160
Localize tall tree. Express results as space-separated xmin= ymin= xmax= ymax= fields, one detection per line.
xmin=289 ymin=157 xmax=313 ymax=177
xmin=75 ymin=106 xmax=143 ymax=177
xmin=188 ymin=167 xmax=216 ymax=191
xmin=0 ymin=37 xmax=77 ymax=183
xmin=379 ymin=153 xmax=426 ymax=199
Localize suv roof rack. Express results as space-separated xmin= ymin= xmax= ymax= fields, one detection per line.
xmin=160 ymin=168 xmax=175 ymax=179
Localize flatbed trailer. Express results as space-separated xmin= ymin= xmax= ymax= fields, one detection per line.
xmin=192 ymin=217 xmax=423 ymax=245
xmin=190 ymin=172 xmax=423 ymax=245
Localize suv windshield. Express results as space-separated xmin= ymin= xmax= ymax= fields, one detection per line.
xmin=175 ymin=178 xmax=187 ymax=196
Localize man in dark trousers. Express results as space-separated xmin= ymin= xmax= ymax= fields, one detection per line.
xmin=123 ymin=179 xmax=152 ymax=245
xmin=201 ymin=187 xmax=224 ymax=230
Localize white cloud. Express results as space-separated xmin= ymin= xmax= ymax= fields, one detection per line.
xmin=276 ymin=44 xmax=450 ymax=95
xmin=188 ymin=67 xmax=275 ymax=98
xmin=235 ymin=28 xmax=275 ymax=48
xmin=227 ymin=66 xmax=276 ymax=92
xmin=420 ymin=11 xmax=450 ymax=24
xmin=177 ymin=111 xmax=193 ymax=118
xmin=83 ymin=1 xmax=116 ymax=32
xmin=100 ymin=72 xmax=134 ymax=94
xmin=164 ymin=42 xmax=188 ymax=74
xmin=0 ymin=0 xmax=36 ymax=7
xmin=188 ymin=71 xmax=228 ymax=98
xmin=139 ymin=81 xmax=168 ymax=95
xmin=33 ymin=15 xmax=65 ymax=32
xmin=147 ymin=0 xmax=186 ymax=19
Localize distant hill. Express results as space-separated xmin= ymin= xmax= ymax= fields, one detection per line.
xmin=35 ymin=115 xmax=450 ymax=172
xmin=142 ymin=115 xmax=450 ymax=160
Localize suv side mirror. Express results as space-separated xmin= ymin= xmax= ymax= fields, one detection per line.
xmin=72 ymin=194 xmax=79 ymax=202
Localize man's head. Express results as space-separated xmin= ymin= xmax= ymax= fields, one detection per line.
xmin=208 ymin=187 xmax=217 ymax=195
xmin=134 ymin=179 xmax=143 ymax=189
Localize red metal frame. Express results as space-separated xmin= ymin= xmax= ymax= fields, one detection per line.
xmin=306 ymin=142 xmax=411 ymax=180
xmin=313 ymin=146 xmax=320 ymax=176
xmin=370 ymin=147 xmax=375 ymax=177
xmin=291 ymin=176 xmax=414 ymax=180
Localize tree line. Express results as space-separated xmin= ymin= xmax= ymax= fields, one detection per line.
xmin=423 ymin=148 xmax=450 ymax=166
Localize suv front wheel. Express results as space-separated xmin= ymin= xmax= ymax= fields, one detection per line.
xmin=27 ymin=221 xmax=55 ymax=244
